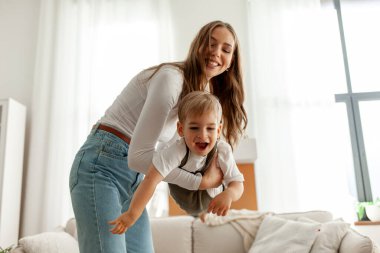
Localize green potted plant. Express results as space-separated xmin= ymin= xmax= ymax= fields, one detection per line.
xmin=0 ymin=245 xmax=13 ymax=253
xmin=356 ymin=201 xmax=372 ymax=221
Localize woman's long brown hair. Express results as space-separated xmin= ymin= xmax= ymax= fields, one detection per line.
xmin=148 ymin=21 xmax=247 ymax=148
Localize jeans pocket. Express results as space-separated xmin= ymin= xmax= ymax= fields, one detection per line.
xmin=69 ymin=150 xmax=85 ymax=192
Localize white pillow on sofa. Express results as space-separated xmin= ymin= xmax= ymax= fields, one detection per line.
xmin=248 ymin=215 xmax=320 ymax=253
xmin=19 ymin=231 xmax=79 ymax=253
xmin=297 ymin=217 xmax=350 ymax=253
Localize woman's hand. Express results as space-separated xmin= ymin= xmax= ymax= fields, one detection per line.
xmin=199 ymin=154 xmax=223 ymax=190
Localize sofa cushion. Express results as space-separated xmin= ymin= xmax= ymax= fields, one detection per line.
xmin=339 ymin=229 xmax=380 ymax=253
xmin=248 ymin=215 xmax=320 ymax=253
xmin=64 ymin=218 xmax=77 ymax=240
xmin=150 ymin=216 xmax=193 ymax=253
xmin=203 ymin=210 xmax=270 ymax=252
xmin=193 ymin=218 xmax=246 ymax=253
xmin=18 ymin=231 xmax=79 ymax=253
xmin=298 ymin=217 xmax=350 ymax=253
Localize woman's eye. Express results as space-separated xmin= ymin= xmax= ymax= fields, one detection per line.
xmin=223 ymin=49 xmax=231 ymax=53
xmin=207 ymin=128 xmax=216 ymax=131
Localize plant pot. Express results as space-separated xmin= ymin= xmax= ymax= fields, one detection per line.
xmin=365 ymin=205 xmax=380 ymax=222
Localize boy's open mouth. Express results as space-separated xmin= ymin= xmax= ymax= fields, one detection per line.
xmin=196 ymin=142 xmax=209 ymax=150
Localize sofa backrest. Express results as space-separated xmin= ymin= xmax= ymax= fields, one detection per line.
xmin=275 ymin=210 xmax=333 ymax=223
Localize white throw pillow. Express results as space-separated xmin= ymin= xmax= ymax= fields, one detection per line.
xmin=19 ymin=231 xmax=79 ymax=253
xmin=297 ymin=217 xmax=350 ymax=253
xmin=248 ymin=215 xmax=321 ymax=253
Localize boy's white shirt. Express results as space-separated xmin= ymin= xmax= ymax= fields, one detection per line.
xmin=153 ymin=138 xmax=244 ymax=195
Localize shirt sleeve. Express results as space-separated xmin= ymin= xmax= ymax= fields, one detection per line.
xmin=163 ymin=169 xmax=202 ymax=190
xmin=153 ymin=138 xmax=202 ymax=190
xmin=217 ymin=140 xmax=245 ymax=186
xmin=128 ymin=67 xmax=182 ymax=173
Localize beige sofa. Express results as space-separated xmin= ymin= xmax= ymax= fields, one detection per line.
xmin=11 ymin=210 xmax=379 ymax=253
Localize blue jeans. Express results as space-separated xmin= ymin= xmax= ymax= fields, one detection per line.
xmin=69 ymin=126 xmax=154 ymax=253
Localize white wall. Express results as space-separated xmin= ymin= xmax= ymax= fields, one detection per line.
xmin=0 ymin=0 xmax=41 ymax=238
xmin=169 ymin=0 xmax=249 ymax=60
xmin=0 ymin=0 xmax=40 ymax=110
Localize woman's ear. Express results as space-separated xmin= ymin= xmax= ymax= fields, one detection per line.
xmin=177 ymin=121 xmax=184 ymax=137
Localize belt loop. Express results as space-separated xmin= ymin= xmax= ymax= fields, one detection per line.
xmin=91 ymin=122 xmax=100 ymax=133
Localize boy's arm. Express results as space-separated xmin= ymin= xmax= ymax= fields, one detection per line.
xmin=207 ymin=181 xmax=244 ymax=216
xmin=159 ymin=138 xmax=223 ymax=190
xmin=164 ymin=154 xmax=224 ymax=190
xmin=109 ymin=165 xmax=164 ymax=234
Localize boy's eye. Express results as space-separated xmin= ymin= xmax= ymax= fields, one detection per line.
xmin=189 ymin=127 xmax=199 ymax=130
xmin=207 ymin=127 xmax=215 ymax=131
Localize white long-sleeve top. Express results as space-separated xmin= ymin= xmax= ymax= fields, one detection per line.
xmin=152 ymin=138 xmax=244 ymax=193
xmin=99 ymin=65 xmax=202 ymax=189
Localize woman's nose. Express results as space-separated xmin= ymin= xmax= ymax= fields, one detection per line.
xmin=211 ymin=45 xmax=221 ymax=57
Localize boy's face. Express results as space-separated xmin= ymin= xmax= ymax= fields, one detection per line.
xmin=177 ymin=110 xmax=222 ymax=156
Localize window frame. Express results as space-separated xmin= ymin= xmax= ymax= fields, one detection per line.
xmin=333 ymin=0 xmax=379 ymax=201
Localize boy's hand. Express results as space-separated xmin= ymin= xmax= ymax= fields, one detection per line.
xmin=207 ymin=191 xmax=233 ymax=216
xmin=108 ymin=211 xmax=137 ymax=234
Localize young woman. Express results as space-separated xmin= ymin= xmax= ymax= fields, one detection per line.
xmin=69 ymin=20 xmax=247 ymax=253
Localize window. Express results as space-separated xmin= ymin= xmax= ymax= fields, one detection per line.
xmin=333 ymin=0 xmax=380 ymax=201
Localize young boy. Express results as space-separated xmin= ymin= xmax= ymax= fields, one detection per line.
xmin=109 ymin=91 xmax=244 ymax=234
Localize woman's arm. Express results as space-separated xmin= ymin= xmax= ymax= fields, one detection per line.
xmin=128 ymin=67 xmax=183 ymax=174
xmin=199 ymin=158 xmax=224 ymax=190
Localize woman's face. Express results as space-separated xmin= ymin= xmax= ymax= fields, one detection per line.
xmin=204 ymin=26 xmax=235 ymax=81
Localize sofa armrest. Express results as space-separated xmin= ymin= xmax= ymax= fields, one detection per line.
xmin=339 ymin=229 xmax=380 ymax=253
xmin=10 ymin=246 xmax=25 ymax=253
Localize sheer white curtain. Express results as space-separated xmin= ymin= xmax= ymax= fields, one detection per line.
xmin=22 ymin=0 xmax=172 ymax=236
xmin=247 ymin=0 xmax=357 ymax=221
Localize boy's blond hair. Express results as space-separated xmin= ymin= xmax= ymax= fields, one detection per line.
xmin=178 ymin=91 xmax=222 ymax=123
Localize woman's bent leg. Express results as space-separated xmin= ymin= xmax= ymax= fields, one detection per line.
xmin=123 ymin=199 xmax=154 ymax=253
xmin=71 ymin=170 xmax=126 ymax=253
